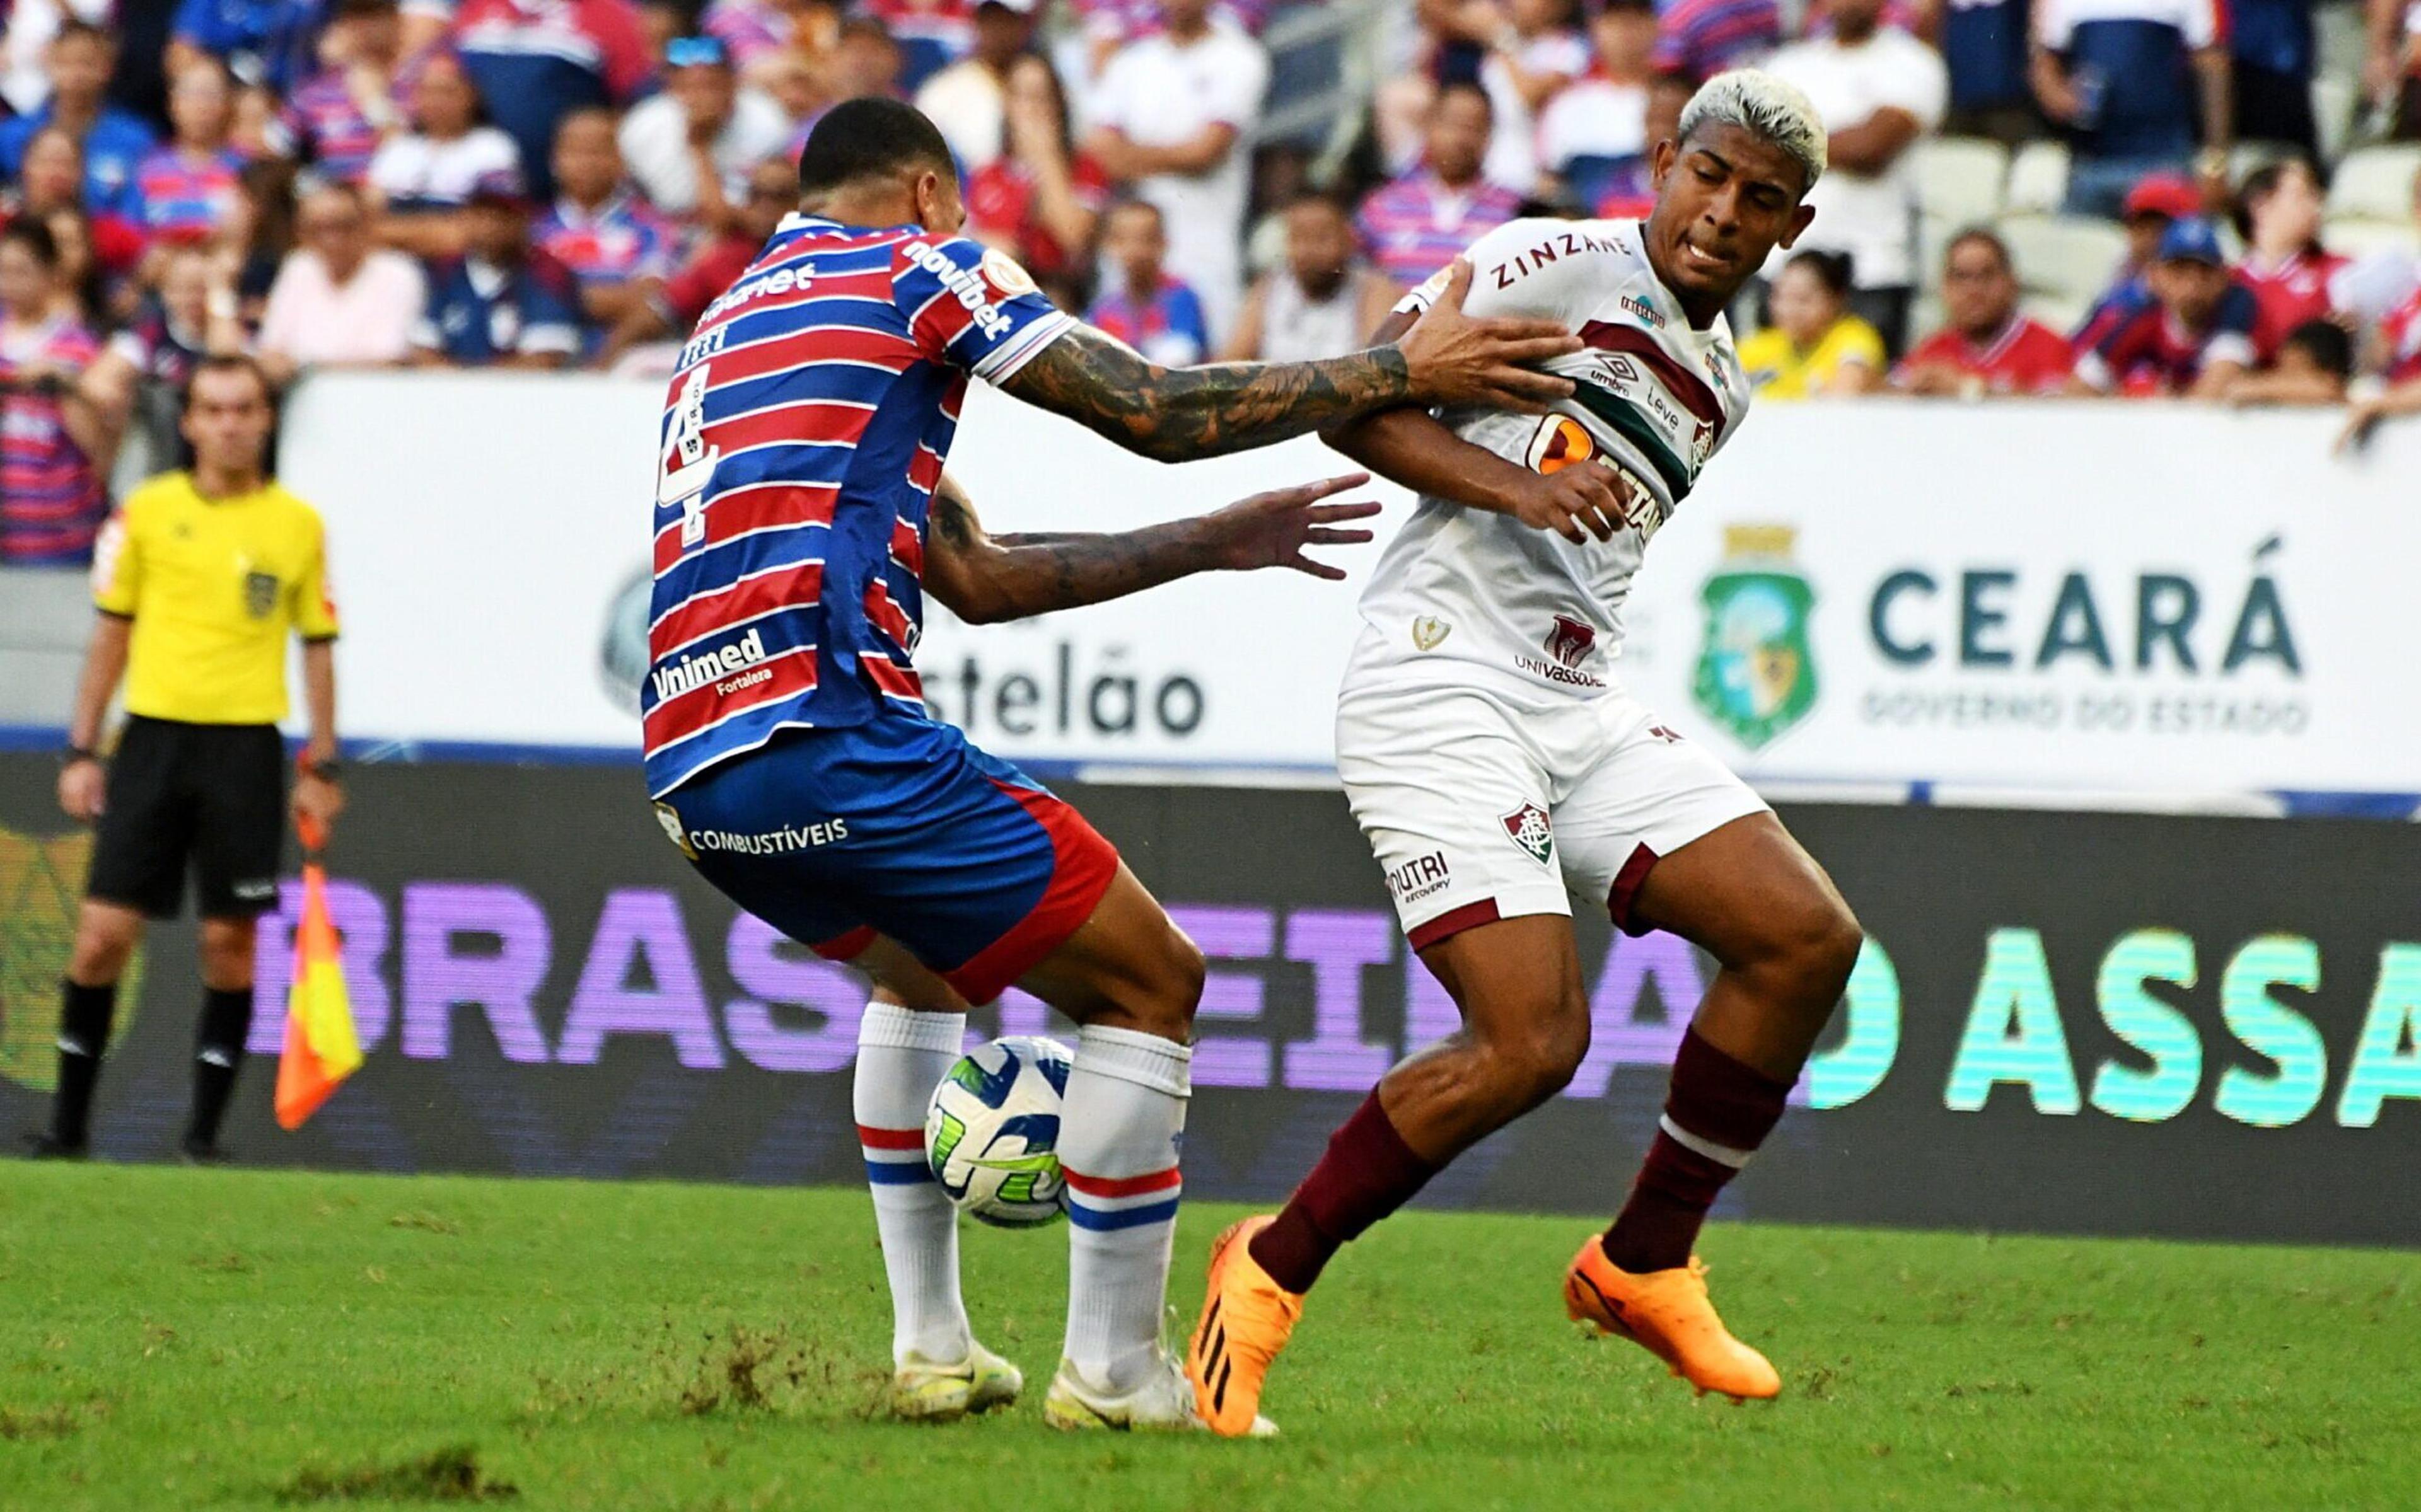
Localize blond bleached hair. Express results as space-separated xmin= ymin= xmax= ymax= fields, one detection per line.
xmin=1678 ymin=69 xmax=1828 ymax=193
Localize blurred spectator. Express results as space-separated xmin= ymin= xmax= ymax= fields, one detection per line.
xmin=1538 ymin=0 xmax=1655 ymax=211
xmin=917 ymin=0 xmax=1040 ymax=175
xmin=1221 ymin=193 xmax=1398 ymax=362
xmin=2230 ymin=0 xmax=2318 ymax=161
xmin=2232 ymin=158 xmax=2347 ymax=364
xmin=9 ymin=127 xmax=147 ymax=284
xmin=1894 ymin=228 xmax=2076 ymax=395
xmin=84 ymin=243 xmax=252 ymax=466
xmin=2338 ymin=290 xmax=2421 ymax=443
xmin=368 ymin=49 xmax=523 ymax=256
xmin=413 ymin=173 xmax=583 ymax=367
xmin=1357 ymin=81 xmax=1521 ymax=291
xmin=862 ymin=0 xmax=977 ymax=93
xmin=0 ymin=0 xmax=113 ymax=117
xmin=43 ymin=204 xmax=113 ymax=325
xmin=703 ymin=0 xmax=837 ymax=73
xmin=231 ymin=79 xmax=291 ymax=159
xmin=1765 ymin=0 xmax=1943 ymax=355
xmin=1477 ymin=0 xmax=1590 ymax=195
xmin=134 ymin=58 xmax=248 ymax=245
xmin=964 ymin=54 xmax=1106 ymax=311
xmin=536 ymin=108 xmax=679 ymax=331
xmin=257 ymin=179 xmax=427 ymax=382
xmin=2221 ymin=315 xmax=2351 ymax=403
xmin=2031 ymin=0 xmax=2232 ymax=217
xmin=1086 ymin=197 xmax=1210 ymax=365
xmin=618 ymin=35 xmax=790 ymax=229
xmin=596 ymin=154 xmax=794 ymax=367
xmin=451 ymin=0 xmax=653 ymax=202
xmin=2072 ymin=216 xmax=2253 ymax=394
xmin=167 ymin=0 xmax=320 ymax=95
xmin=223 ymin=158 xmax=299 ymax=321
xmin=1738 ymin=249 xmax=1884 ymax=395
xmin=0 ymin=23 xmax=156 ymax=222
xmin=1914 ymin=0 xmax=2038 ymax=144
xmin=283 ymin=0 xmax=410 ymax=185
xmin=2074 ymin=172 xmax=2198 ymax=345
xmin=1086 ymin=0 xmax=1268 ymax=340
xmin=827 ymin=13 xmax=909 ymax=106
xmin=1649 ymin=0 xmax=1784 ymax=145
xmin=0 ymin=219 xmax=109 ymax=565
xmin=2364 ymin=0 xmax=2421 ymax=139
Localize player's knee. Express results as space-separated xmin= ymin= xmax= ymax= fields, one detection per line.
xmin=1474 ymin=998 xmax=1591 ymax=1109
xmin=69 ymin=911 xmax=141 ymax=984
xmin=1122 ymin=924 xmax=1207 ymax=1042
xmin=1771 ymin=899 xmax=1862 ymax=1012
xmin=198 ymin=918 xmax=258 ymax=985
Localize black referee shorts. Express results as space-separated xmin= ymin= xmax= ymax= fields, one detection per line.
xmin=87 ymin=717 xmax=286 ymax=920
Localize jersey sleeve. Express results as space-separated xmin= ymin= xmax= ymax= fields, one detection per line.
xmin=1391 ymin=217 xmax=1599 ymax=326
xmin=895 ymin=234 xmax=1076 ymax=383
xmin=90 ymin=502 xmax=142 ymax=616
xmin=2202 ymin=286 xmax=2258 ymax=369
xmin=291 ymin=511 xmax=340 ymax=641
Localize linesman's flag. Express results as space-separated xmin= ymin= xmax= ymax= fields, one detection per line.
xmin=275 ymin=813 xmax=361 ymax=1129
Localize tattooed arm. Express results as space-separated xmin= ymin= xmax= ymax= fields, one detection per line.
xmin=1321 ymin=308 xmax=1639 ymax=545
xmin=922 ymin=471 xmax=1380 ymax=625
xmin=997 ymin=260 xmax=1579 ymax=464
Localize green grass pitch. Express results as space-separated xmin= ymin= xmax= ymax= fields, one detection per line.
xmin=1 ymin=1162 xmax=2412 ymax=1510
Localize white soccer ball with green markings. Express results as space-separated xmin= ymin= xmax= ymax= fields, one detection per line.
xmin=924 ymin=1036 xmax=1072 ymax=1228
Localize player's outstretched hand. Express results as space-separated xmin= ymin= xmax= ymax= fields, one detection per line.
xmin=1207 ymin=472 xmax=1383 ymax=581
xmin=1395 ymin=260 xmax=1579 ymax=413
xmin=1506 ymin=461 xmax=1638 ymax=543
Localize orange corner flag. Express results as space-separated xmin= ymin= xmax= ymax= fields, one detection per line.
xmin=275 ymin=816 xmax=361 ymax=1130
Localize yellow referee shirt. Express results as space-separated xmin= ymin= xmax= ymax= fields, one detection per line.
xmin=90 ymin=472 xmax=339 ymax=725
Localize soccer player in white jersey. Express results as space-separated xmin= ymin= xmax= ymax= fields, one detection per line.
xmin=1187 ymin=71 xmax=1869 ymax=1435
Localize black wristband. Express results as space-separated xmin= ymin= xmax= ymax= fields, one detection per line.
xmin=301 ymin=758 xmax=343 ymax=782
xmin=61 ymin=745 xmax=98 ymax=767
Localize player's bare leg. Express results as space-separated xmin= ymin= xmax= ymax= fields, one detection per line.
xmin=1191 ymin=914 xmax=1593 ymax=1434
xmin=1569 ymin=812 xmax=1861 ymax=1399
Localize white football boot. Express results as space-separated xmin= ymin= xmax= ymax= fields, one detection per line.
xmin=889 ymin=1339 xmax=1023 ymax=1423
xmin=1042 ymin=1347 xmax=1276 ymax=1435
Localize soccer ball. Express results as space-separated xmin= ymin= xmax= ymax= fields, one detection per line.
xmin=924 ymin=1036 xmax=1072 ymax=1228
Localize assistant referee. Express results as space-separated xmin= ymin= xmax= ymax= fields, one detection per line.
xmin=30 ymin=354 xmax=344 ymax=1162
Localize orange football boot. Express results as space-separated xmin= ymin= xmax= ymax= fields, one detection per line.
xmin=1186 ymin=1216 xmax=1304 ymax=1436
xmin=1563 ymin=1237 xmax=1781 ymax=1401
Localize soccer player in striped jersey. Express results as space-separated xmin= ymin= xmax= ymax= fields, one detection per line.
xmin=645 ymin=97 xmax=1580 ymax=1433
xmin=1188 ymin=71 xmax=1871 ymax=1434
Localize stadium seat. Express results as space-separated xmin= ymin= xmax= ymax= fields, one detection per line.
xmin=2326 ymin=145 xmax=2421 ymax=222
xmin=2325 ymin=217 xmax=2415 ymax=262
xmin=1915 ymin=215 xmax=1961 ymax=294
xmin=2313 ymin=75 xmax=2357 ymax=166
xmin=1912 ymin=137 xmax=2009 ymax=228
xmin=2004 ymin=141 xmax=2071 ymax=216
xmin=1997 ymin=214 xmax=2129 ymax=312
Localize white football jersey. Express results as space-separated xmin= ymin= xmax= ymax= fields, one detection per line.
xmin=1352 ymin=217 xmax=1753 ymax=698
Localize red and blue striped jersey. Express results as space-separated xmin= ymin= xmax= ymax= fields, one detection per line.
xmin=132 ymin=145 xmax=245 ymax=242
xmin=642 ymin=214 xmax=1075 ymax=798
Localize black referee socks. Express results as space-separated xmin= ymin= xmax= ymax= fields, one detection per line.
xmin=49 ymin=978 xmax=119 ymax=1150
xmin=186 ymin=986 xmax=257 ymax=1151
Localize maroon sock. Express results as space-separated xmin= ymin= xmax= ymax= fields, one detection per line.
xmin=1601 ymin=1027 xmax=1792 ymax=1275
xmin=1249 ymin=1092 xmax=1438 ymax=1294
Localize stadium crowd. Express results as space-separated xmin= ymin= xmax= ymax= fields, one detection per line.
xmin=5 ymin=0 xmax=2421 ymax=568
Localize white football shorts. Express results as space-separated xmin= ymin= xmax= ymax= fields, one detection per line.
xmin=1335 ymin=674 xmax=1769 ymax=949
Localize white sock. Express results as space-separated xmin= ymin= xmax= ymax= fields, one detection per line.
xmin=853 ymin=1000 xmax=971 ymax=1366
xmin=1058 ymin=1024 xmax=1190 ymax=1394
